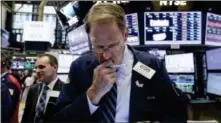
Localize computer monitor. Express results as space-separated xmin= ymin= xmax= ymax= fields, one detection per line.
xmin=11 ymin=61 xmax=25 ymax=69
xmin=24 ymin=61 xmax=35 ymax=70
xmin=144 ymin=12 xmax=202 ymax=45
xmin=148 ymin=49 xmax=166 ymax=60
xmin=169 ymin=74 xmax=194 ymax=93
xmin=125 ymin=13 xmax=140 ymax=46
xmin=1 ymin=29 xmax=10 ymax=48
xmin=56 ymin=1 xmax=80 ymax=31
xmin=205 ymin=12 xmax=221 ymax=46
xmin=67 ymin=25 xmax=90 ymax=55
xmin=207 ymin=73 xmax=221 ymax=96
xmin=57 ymin=54 xmax=80 ymax=73
xmin=165 ymin=53 xmax=195 ymax=73
xmin=206 ymin=48 xmax=221 ymax=70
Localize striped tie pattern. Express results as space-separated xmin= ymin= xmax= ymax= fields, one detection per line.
xmin=34 ymin=86 xmax=49 ymax=123
xmin=101 ymin=83 xmax=117 ymax=123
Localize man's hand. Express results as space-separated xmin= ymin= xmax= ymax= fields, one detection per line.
xmin=87 ymin=60 xmax=117 ymax=105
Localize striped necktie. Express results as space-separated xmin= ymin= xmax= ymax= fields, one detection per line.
xmin=34 ymin=85 xmax=49 ymax=123
xmin=100 ymin=82 xmax=117 ymax=123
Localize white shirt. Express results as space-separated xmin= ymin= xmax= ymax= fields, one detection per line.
xmin=36 ymin=77 xmax=58 ymax=113
xmin=24 ymin=76 xmax=35 ymax=87
xmin=87 ymin=45 xmax=134 ymax=122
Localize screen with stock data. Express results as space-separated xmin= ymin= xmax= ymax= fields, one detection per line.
xmin=169 ymin=74 xmax=194 ymax=93
xmin=205 ymin=12 xmax=221 ymax=46
xmin=207 ymin=73 xmax=221 ymax=96
xmin=144 ymin=12 xmax=202 ymax=45
xmin=206 ymin=48 xmax=221 ymax=70
xmin=67 ymin=25 xmax=90 ymax=55
xmin=165 ymin=53 xmax=195 ymax=73
xmin=125 ymin=13 xmax=140 ymax=45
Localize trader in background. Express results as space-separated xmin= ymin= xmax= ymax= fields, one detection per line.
xmin=1 ymin=50 xmax=22 ymax=123
xmin=21 ymin=54 xmax=63 ymax=123
xmin=1 ymin=82 xmax=13 ymax=122
xmin=53 ymin=3 xmax=188 ymax=123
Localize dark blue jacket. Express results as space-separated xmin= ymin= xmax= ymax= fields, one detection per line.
xmin=53 ymin=46 xmax=188 ymax=123
xmin=1 ymin=82 xmax=13 ymax=122
xmin=1 ymin=72 xmax=21 ymax=123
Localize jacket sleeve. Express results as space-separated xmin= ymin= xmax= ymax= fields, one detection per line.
xmin=157 ymin=59 xmax=188 ymax=123
xmin=51 ymin=60 xmax=94 ymax=122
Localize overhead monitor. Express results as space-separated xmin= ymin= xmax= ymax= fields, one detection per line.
xmin=206 ymin=48 xmax=221 ymax=70
xmin=11 ymin=61 xmax=24 ymax=69
xmin=125 ymin=13 xmax=140 ymax=45
xmin=24 ymin=61 xmax=35 ymax=70
xmin=169 ymin=74 xmax=194 ymax=93
xmin=165 ymin=53 xmax=195 ymax=73
xmin=205 ymin=12 xmax=221 ymax=46
xmin=67 ymin=25 xmax=90 ymax=55
xmin=144 ymin=12 xmax=202 ymax=45
xmin=57 ymin=1 xmax=80 ymax=30
xmin=207 ymin=73 xmax=221 ymax=96
xmin=1 ymin=29 xmax=10 ymax=48
xmin=148 ymin=49 xmax=166 ymax=60
xmin=58 ymin=54 xmax=80 ymax=73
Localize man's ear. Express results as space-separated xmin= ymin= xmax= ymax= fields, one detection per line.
xmin=123 ymin=27 xmax=129 ymax=43
xmin=53 ymin=65 xmax=58 ymax=71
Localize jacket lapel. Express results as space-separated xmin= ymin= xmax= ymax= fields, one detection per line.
xmin=128 ymin=46 xmax=152 ymax=122
xmin=32 ymin=84 xmax=42 ymax=113
xmin=52 ymin=79 xmax=63 ymax=91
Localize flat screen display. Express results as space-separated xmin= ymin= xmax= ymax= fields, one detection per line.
xmin=148 ymin=49 xmax=166 ymax=60
xmin=206 ymin=48 xmax=221 ymax=70
xmin=144 ymin=12 xmax=202 ymax=45
xmin=11 ymin=61 xmax=24 ymax=69
xmin=205 ymin=12 xmax=221 ymax=46
xmin=169 ymin=74 xmax=194 ymax=93
xmin=24 ymin=61 xmax=35 ymax=69
xmin=126 ymin=13 xmax=140 ymax=45
xmin=57 ymin=1 xmax=79 ymax=30
xmin=165 ymin=53 xmax=195 ymax=73
xmin=67 ymin=25 xmax=90 ymax=55
xmin=207 ymin=73 xmax=221 ymax=96
xmin=58 ymin=54 xmax=79 ymax=73
xmin=1 ymin=29 xmax=10 ymax=48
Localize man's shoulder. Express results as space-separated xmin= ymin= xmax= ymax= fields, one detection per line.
xmin=71 ymin=51 xmax=95 ymax=68
xmin=7 ymin=74 xmax=22 ymax=91
xmin=135 ymin=50 xmax=162 ymax=66
xmin=29 ymin=83 xmax=40 ymax=91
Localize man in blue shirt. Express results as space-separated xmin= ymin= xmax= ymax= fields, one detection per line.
xmin=52 ymin=3 xmax=188 ymax=123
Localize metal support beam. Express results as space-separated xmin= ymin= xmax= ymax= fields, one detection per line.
xmin=38 ymin=0 xmax=48 ymax=21
xmin=1 ymin=1 xmax=13 ymax=13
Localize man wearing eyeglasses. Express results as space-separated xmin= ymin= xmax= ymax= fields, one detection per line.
xmin=53 ymin=3 xmax=188 ymax=123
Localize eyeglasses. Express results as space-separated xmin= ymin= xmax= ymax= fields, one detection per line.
xmin=92 ymin=42 xmax=124 ymax=53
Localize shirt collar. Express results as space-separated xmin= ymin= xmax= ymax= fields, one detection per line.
xmin=43 ymin=77 xmax=58 ymax=90
xmin=118 ymin=45 xmax=134 ymax=76
xmin=1 ymin=72 xmax=8 ymax=78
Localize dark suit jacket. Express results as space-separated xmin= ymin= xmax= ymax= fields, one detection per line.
xmin=21 ymin=79 xmax=63 ymax=123
xmin=52 ymin=46 xmax=188 ymax=123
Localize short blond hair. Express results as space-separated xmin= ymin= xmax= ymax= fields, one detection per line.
xmin=84 ymin=3 xmax=126 ymax=34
